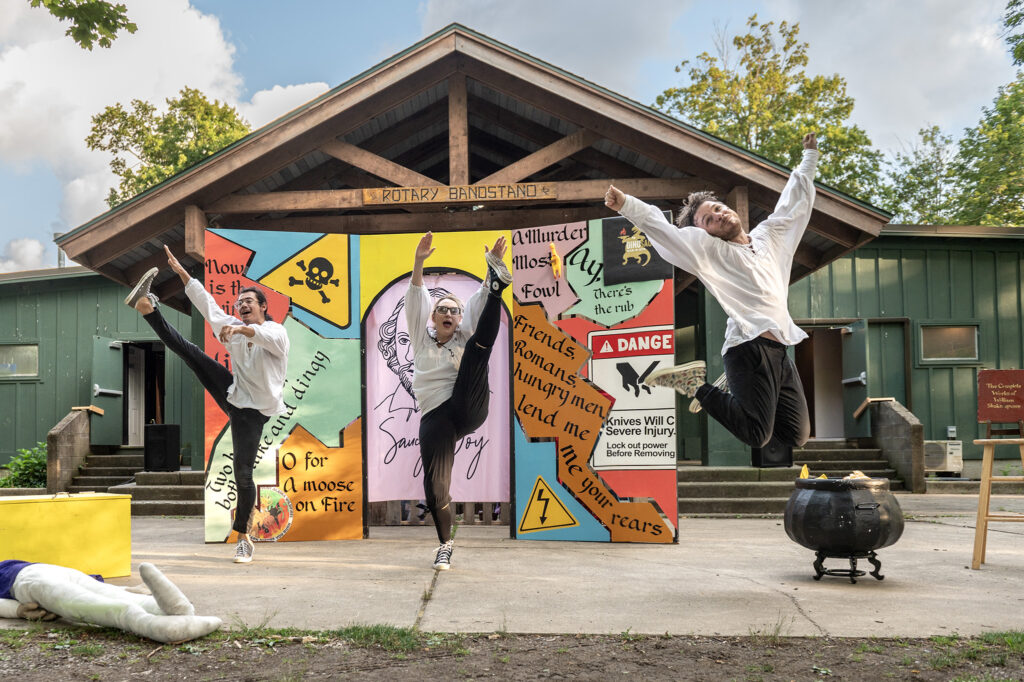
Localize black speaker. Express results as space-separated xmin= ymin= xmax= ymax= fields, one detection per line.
xmin=751 ymin=436 xmax=793 ymax=468
xmin=144 ymin=424 xmax=180 ymax=472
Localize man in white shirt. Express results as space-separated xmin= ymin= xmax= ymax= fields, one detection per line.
xmin=125 ymin=246 xmax=289 ymax=563
xmin=603 ymin=133 xmax=818 ymax=452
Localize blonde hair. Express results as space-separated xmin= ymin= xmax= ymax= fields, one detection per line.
xmin=433 ymin=293 xmax=465 ymax=313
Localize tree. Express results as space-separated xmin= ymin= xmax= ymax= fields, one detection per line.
xmin=878 ymin=126 xmax=958 ymax=224
xmin=949 ymin=72 xmax=1024 ymax=226
xmin=87 ymin=87 xmax=251 ymax=207
xmin=653 ymin=15 xmax=883 ymax=202
xmin=30 ymin=0 xmax=136 ymax=50
xmin=1006 ymin=0 xmax=1024 ymax=66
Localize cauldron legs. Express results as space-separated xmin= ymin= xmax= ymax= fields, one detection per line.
xmin=811 ymin=550 xmax=883 ymax=583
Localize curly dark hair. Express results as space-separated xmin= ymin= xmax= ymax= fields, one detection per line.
xmin=675 ymin=190 xmax=720 ymax=228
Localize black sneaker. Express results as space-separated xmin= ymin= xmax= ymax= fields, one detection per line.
xmin=125 ymin=267 xmax=158 ymax=307
xmin=484 ymin=251 xmax=512 ymax=295
xmin=433 ymin=540 xmax=454 ymax=570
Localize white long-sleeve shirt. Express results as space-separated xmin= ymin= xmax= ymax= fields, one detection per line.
xmin=185 ymin=278 xmax=290 ymax=416
xmin=619 ymin=149 xmax=819 ymax=355
xmin=405 ymin=282 xmax=489 ymax=415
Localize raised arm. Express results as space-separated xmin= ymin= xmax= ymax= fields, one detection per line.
xmin=606 ymin=184 xmax=705 ymax=274
xmin=756 ymin=132 xmax=820 ymax=252
xmin=411 ymin=232 xmax=435 ymax=287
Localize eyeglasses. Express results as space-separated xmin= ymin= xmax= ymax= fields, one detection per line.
xmin=233 ymin=297 xmax=259 ymax=309
xmin=434 ymin=306 xmax=462 ymax=316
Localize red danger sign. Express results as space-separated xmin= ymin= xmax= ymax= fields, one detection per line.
xmin=591 ymin=328 xmax=674 ymax=359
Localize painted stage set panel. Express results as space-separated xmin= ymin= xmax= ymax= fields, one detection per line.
xmin=199 ymin=218 xmax=676 ymax=545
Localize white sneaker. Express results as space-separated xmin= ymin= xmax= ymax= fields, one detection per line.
xmin=125 ymin=267 xmax=158 ymax=307
xmin=484 ymin=251 xmax=512 ymax=294
xmin=233 ymin=535 xmax=254 ymax=564
xmin=433 ymin=540 xmax=454 ymax=570
xmin=689 ymin=372 xmax=728 ymax=413
xmin=643 ymin=360 xmax=706 ymax=398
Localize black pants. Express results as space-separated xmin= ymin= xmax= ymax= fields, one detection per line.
xmin=142 ymin=310 xmax=268 ymax=534
xmin=418 ymin=293 xmax=502 ymax=544
xmin=695 ymin=336 xmax=810 ymax=449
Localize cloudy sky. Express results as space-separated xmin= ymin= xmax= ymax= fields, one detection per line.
xmin=0 ymin=0 xmax=1016 ymax=271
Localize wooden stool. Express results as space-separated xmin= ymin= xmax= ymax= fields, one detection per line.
xmin=971 ymin=438 xmax=1024 ymax=569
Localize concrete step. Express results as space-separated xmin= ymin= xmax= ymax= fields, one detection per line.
xmin=67 ymin=485 xmax=114 ymax=493
xmin=926 ymin=479 xmax=1024 ymax=494
xmin=679 ymin=497 xmax=789 ymax=515
xmin=108 ymin=482 xmax=203 ymax=501
xmin=130 ymin=500 xmax=204 ymax=516
xmin=84 ymin=454 xmax=145 ymax=468
xmin=78 ymin=466 xmax=139 ymax=477
xmin=797 ymin=462 xmax=897 ymax=474
xmin=677 ymin=466 xmax=801 ymax=483
xmin=135 ymin=470 xmax=204 ymax=486
xmin=798 ymin=440 xmax=865 ymax=450
xmin=679 ymin=481 xmax=797 ymax=498
xmin=793 ymin=449 xmax=885 ymax=462
xmin=70 ymin=475 xmax=132 ymax=487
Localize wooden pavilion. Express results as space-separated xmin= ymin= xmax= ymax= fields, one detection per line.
xmin=56 ymin=24 xmax=889 ymax=312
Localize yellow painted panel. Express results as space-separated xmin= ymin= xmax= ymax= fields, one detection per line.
xmin=0 ymin=493 xmax=132 ymax=577
xmin=360 ymin=230 xmax=512 ymax=317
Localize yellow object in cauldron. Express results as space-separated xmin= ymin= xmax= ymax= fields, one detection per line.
xmin=798 ymin=464 xmax=809 ymax=479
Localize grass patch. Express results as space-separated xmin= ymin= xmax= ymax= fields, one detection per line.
xmin=333 ymin=624 xmax=423 ymax=652
xmin=70 ymin=643 xmax=104 ymax=657
xmin=978 ymin=630 xmax=1024 ymax=653
xmin=748 ymin=613 xmax=792 ymax=647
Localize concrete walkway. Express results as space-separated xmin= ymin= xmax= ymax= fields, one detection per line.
xmin=76 ymin=493 xmax=1024 ymax=638
xmin=4 ymin=493 xmax=1024 ymax=638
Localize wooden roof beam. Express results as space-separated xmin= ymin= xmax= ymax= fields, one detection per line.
xmin=477 ymin=129 xmax=600 ymax=185
xmin=217 ymin=205 xmax=612 ymax=235
xmin=206 ymin=177 xmax=709 ymax=214
xmin=319 ymin=138 xmax=441 ymax=187
xmin=184 ymin=205 xmax=206 ymax=262
xmin=448 ymin=73 xmax=469 ymax=185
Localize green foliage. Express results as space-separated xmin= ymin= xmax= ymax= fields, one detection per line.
xmin=1006 ymin=0 xmax=1024 ymax=66
xmin=949 ymin=72 xmax=1024 ymax=226
xmin=87 ymin=87 xmax=251 ymax=207
xmin=879 ymin=125 xmax=958 ymax=224
xmin=652 ymin=14 xmax=883 ymax=202
xmin=0 ymin=442 xmax=47 ymax=488
xmin=29 ymin=0 xmax=136 ymax=50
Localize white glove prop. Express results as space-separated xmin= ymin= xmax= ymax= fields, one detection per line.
xmin=140 ymin=563 xmax=195 ymax=616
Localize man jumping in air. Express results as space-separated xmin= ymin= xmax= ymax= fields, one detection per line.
xmin=604 ymin=133 xmax=819 ymax=452
xmin=125 ymin=246 xmax=289 ymax=563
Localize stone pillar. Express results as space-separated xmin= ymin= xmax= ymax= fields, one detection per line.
xmin=47 ymin=410 xmax=91 ymax=493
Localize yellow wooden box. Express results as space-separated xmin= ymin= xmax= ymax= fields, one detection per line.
xmin=0 ymin=492 xmax=131 ymax=577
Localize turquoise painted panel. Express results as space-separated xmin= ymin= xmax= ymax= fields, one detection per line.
xmin=512 ymin=420 xmax=610 ymax=542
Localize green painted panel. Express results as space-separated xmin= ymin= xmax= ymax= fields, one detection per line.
xmin=996 ymin=253 xmax=1020 ymax=367
xmin=867 ymin=323 xmax=906 ymax=406
xmin=949 ymin=251 xmax=975 ymax=319
xmin=926 ymin=251 xmax=952 ymax=319
xmin=926 ymin=367 xmax=954 ymax=440
xmin=90 ymin=335 xmax=125 ymax=446
xmin=877 ymin=249 xmax=903 ymax=315
xmin=854 ymin=251 xmax=880 ymax=318
xmin=842 ymin=320 xmax=870 ymax=438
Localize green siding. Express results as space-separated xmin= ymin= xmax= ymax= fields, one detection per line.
xmin=0 ymin=273 xmax=200 ymax=466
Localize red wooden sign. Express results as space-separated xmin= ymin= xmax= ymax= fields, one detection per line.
xmin=977 ymin=369 xmax=1024 ymax=423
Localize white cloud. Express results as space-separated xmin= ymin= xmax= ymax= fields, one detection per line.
xmin=765 ymin=0 xmax=1017 ymax=152
xmin=0 ymin=0 xmax=241 ymax=227
xmin=420 ymin=0 xmax=690 ymax=97
xmin=237 ymin=82 xmax=330 ymax=129
xmin=0 ymin=237 xmax=46 ymax=273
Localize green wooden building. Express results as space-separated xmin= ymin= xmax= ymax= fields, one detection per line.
xmin=0 ymin=266 xmax=203 ymax=466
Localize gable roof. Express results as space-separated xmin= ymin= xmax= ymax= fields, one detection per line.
xmin=56 ymin=23 xmax=891 ymax=311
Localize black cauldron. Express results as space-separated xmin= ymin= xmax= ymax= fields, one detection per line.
xmin=784 ymin=477 xmax=904 ymax=582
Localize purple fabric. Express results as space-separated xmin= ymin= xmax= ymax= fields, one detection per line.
xmin=0 ymin=560 xmax=31 ymax=600
xmin=0 ymin=560 xmax=105 ymax=600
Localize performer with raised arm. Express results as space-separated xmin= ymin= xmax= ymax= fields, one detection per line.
xmin=124 ymin=246 xmax=289 ymax=563
xmin=406 ymin=232 xmax=511 ymax=570
xmin=604 ymin=133 xmax=819 ymax=452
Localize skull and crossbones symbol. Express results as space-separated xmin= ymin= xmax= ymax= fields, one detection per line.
xmin=288 ymin=257 xmax=340 ymax=303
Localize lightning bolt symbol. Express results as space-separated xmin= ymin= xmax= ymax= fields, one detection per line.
xmin=535 ymin=487 xmax=550 ymax=524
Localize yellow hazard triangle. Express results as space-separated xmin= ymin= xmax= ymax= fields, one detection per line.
xmin=518 ymin=476 xmax=579 ymax=533
xmin=261 ymin=234 xmax=350 ymax=328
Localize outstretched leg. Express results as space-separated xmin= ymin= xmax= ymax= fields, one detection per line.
xmin=419 ymin=406 xmax=458 ymax=545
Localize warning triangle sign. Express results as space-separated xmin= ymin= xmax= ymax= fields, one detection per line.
xmin=518 ymin=476 xmax=579 ymax=533
xmin=600 ymin=340 xmax=613 ymax=354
